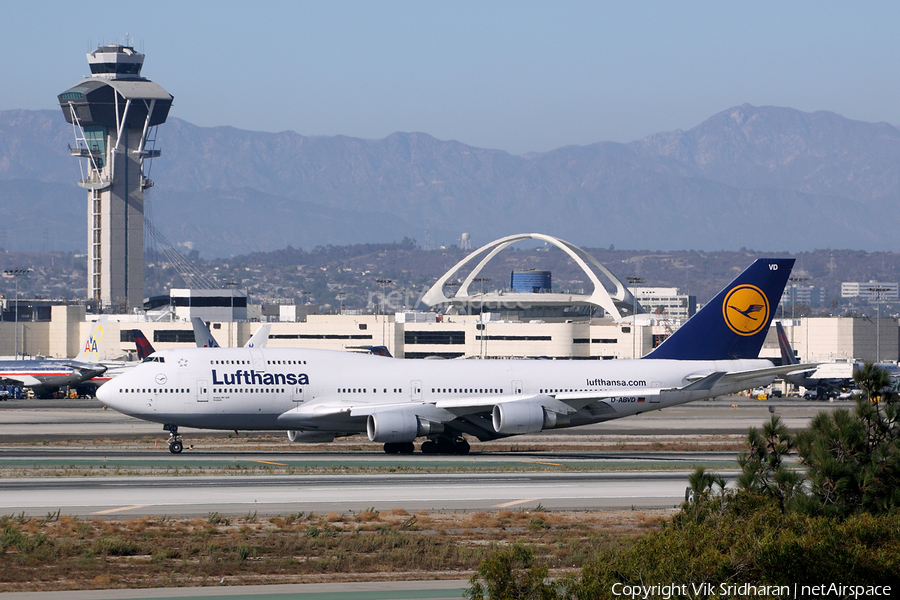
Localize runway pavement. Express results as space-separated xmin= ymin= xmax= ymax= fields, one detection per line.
xmin=0 ymin=396 xmax=849 ymax=441
xmin=0 ymin=470 xmax=710 ymax=517
xmin=0 ymin=395 xmax=838 ymax=519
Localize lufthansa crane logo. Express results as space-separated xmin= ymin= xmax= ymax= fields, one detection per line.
xmin=722 ymin=284 xmax=770 ymax=336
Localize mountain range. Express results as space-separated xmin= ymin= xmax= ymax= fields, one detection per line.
xmin=0 ymin=104 xmax=898 ymax=257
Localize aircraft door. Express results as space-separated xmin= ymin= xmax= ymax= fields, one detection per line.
xmin=196 ymin=379 xmax=209 ymax=402
xmin=511 ymin=380 xmax=523 ymax=395
xmin=250 ymin=349 xmax=266 ymax=372
xmin=291 ymin=386 xmax=304 ymax=403
xmin=650 ymin=381 xmax=662 ymax=403
xmin=410 ymin=380 xmax=422 ymax=401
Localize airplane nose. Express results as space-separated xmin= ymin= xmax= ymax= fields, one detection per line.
xmin=95 ymin=383 xmax=112 ymax=405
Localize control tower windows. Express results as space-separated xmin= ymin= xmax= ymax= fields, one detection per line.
xmin=89 ymin=62 xmax=143 ymax=76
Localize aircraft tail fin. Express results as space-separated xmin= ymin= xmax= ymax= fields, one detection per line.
xmin=244 ymin=324 xmax=271 ymax=348
xmin=191 ymin=317 xmax=221 ymax=348
xmin=132 ymin=330 xmax=156 ymax=361
xmin=775 ymin=321 xmax=799 ymax=366
xmin=645 ymin=258 xmax=794 ymax=361
xmin=74 ymin=316 xmax=107 ymax=363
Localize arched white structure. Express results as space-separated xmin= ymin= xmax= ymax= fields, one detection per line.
xmin=421 ymin=233 xmax=637 ymax=318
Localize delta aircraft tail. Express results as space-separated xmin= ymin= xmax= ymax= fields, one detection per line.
xmin=132 ymin=330 xmax=156 ymax=361
xmin=645 ymin=258 xmax=794 ymax=361
xmin=775 ymin=321 xmax=799 ymax=366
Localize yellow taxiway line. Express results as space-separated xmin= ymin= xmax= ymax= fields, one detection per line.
xmin=92 ymin=504 xmax=149 ymax=515
xmin=493 ymin=498 xmax=539 ymax=508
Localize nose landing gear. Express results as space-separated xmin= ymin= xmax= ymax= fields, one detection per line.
xmin=164 ymin=424 xmax=183 ymax=454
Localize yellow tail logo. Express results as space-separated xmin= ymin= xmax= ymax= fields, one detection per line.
xmin=722 ymin=285 xmax=769 ymax=336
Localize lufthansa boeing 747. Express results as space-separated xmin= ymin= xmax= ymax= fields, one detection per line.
xmin=98 ymin=259 xmax=810 ymax=454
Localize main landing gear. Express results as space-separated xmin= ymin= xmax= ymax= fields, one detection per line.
xmin=382 ymin=442 xmax=415 ymax=454
xmin=164 ymin=424 xmax=183 ymax=454
xmin=421 ymin=436 xmax=470 ymax=455
xmin=382 ymin=436 xmax=471 ymax=455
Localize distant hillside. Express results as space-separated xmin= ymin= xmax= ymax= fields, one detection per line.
xmin=1 ymin=105 xmax=899 ymax=257
xmin=3 ymin=245 xmax=899 ymax=315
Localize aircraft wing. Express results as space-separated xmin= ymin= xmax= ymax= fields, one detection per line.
xmin=276 ymin=398 xmax=456 ymax=424
xmin=0 ymin=375 xmax=42 ymax=387
xmin=277 ymin=373 xmax=716 ymax=427
xmin=276 ymin=362 xmax=815 ymax=441
xmin=434 ymin=394 xmax=578 ymax=414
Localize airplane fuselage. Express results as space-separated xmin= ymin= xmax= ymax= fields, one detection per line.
xmin=100 ymin=347 xmax=775 ymax=436
xmin=0 ymin=359 xmax=106 ymax=390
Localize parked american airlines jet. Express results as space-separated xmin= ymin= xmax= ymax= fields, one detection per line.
xmin=98 ymin=259 xmax=807 ymax=454
xmin=0 ymin=320 xmax=107 ymax=397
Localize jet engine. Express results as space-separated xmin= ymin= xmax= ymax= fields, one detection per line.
xmin=287 ymin=430 xmax=336 ymax=443
xmin=492 ymin=402 xmax=565 ymax=434
xmin=367 ymin=412 xmax=444 ymax=443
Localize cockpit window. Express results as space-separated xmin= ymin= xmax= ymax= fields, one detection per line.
xmin=141 ymin=356 xmax=165 ymax=363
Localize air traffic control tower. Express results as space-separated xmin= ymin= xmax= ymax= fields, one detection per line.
xmin=58 ymin=43 xmax=173 ymax=311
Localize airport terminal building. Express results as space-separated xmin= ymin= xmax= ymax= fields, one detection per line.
xmin=0 ymin=234 xmax=896 ymax=368
xmin=0 ymin=295 xmax=896 ymax=368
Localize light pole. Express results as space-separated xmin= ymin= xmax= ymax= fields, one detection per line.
xmin=867 ymin=286 xmax=889 ymax=362
xmin=627 ymin=276 xmax=644 ymax=359
xmin=336 ymin=293 xmax=346 ymax=316
xmin=789 ymin=277 xmax=809 ymax=360
xmin=224 ymin=280 xmax=238 ymax=347
xmin=3 ymin=269 xmax=32 ymax=360
xmin=472 ymin=277 xmax=491 ymax=358
xmin=299 ymin=291 xmax=310 ymax=322
xmin=375 ymin=278 xmax=392 ymax=347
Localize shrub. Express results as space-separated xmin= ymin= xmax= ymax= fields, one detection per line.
xmin=466 ymin=544 xmax=555 ymax=600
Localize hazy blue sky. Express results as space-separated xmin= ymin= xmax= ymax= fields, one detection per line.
xmin=3 ymin=1 xmax=899 ymax=154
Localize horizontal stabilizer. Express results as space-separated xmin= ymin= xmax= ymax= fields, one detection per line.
xmin=718 ymin=362 xmax=818 ymax=385
xmin=67 ymin=363 xmax=107 ymax=377
xmin=680 ymin=372 xmax=726 ymax=391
